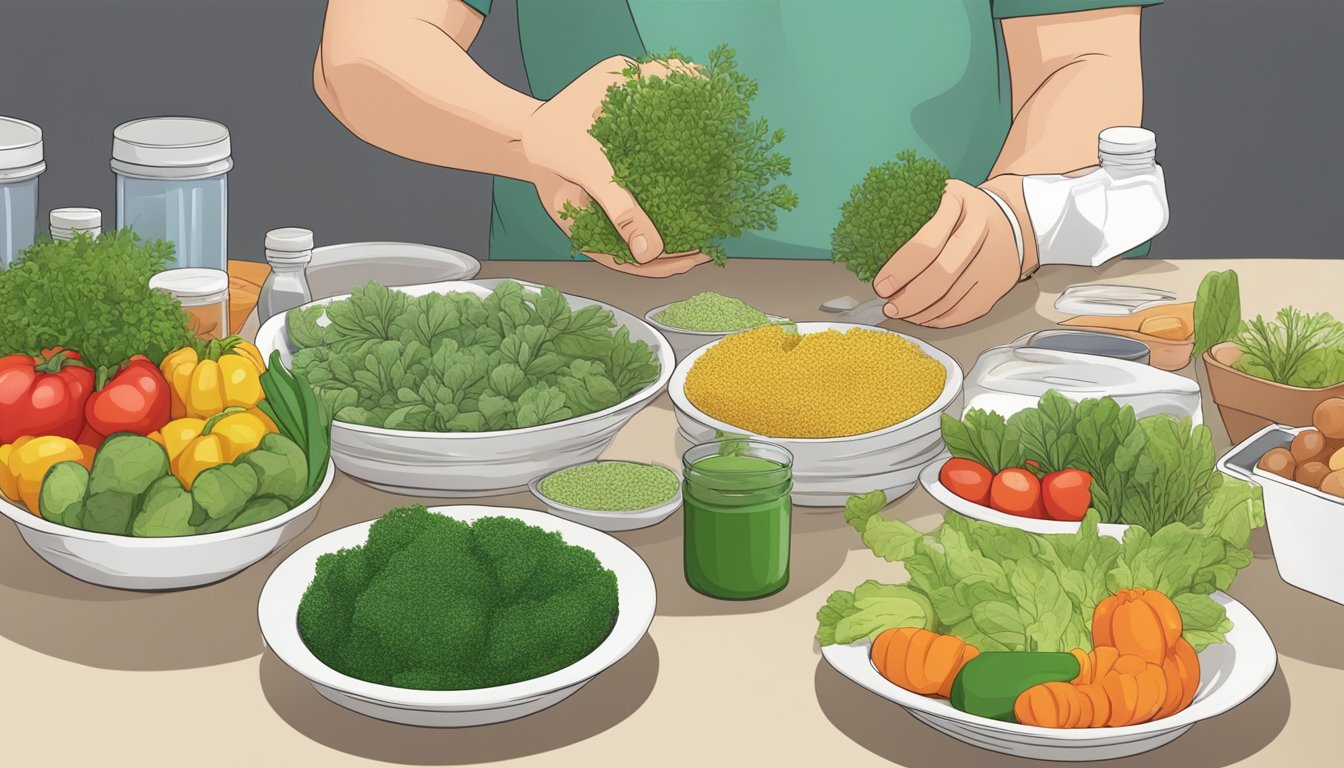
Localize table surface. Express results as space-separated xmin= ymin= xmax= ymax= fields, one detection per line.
xmin=6 ymin=258 xmax=1343 ymax=767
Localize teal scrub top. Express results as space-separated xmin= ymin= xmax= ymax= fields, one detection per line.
xmin=463 ymin=0 xmax=1161 ymax=261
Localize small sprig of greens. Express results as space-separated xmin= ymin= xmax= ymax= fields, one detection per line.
xmin=563 ymin=44 xmax=799 ymax=266
xmin=0 ymin=229 xmax=196 ymax=373
xmin=1232 ymin=307 xmax=1344 ymax=388
xmin=831 ymin=151 xmax=950 ymax=283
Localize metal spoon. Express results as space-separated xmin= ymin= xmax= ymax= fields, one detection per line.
xmin=819 ymin=295 xmax=888 ymax=326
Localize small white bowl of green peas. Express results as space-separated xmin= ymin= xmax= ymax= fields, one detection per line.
xmin=528 ymin=460 xmax=682 ymax=532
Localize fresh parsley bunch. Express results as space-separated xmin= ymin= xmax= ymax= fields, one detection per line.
xmin=563 ymin=44 xmax=799 ymax=266
xmin=285 ymin=281 xmax=661 ymax=432
xmin=831 ymin=150 xmax=949 ymax=282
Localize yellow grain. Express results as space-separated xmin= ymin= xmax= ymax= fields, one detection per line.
xmin=684 ymin=326 xmax=946 ymax=438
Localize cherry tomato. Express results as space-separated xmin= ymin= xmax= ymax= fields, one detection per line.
xmin=990 ymin=468 xmax=1045 ymax=519
xmin=940 ymin=458 xmax=993 ymax=507
xmin=1042 ymin=469 xmax=1093 ymax=522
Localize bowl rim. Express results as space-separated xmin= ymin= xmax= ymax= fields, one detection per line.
xmin=528 ymin=459 xmax=682 ymax=517
xmin=820 ymin=591 xmax=1276 ymax=741
xmin=668 ymin=321 xmax=963 ymax=444
xmin=0 ymin=459 xmax=335 ymax=547
xmin=918 ymin=459 xmax=1133 ymax=540
xmin=256 ymin=279 xmax=675 ymax=440
xmin=643 ymin=301 xmax=790 ymax=338
xmin=258 ymin=504 xmax=657 ymax=708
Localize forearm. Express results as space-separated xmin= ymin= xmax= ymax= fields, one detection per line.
xmin=315 ymin=0 xmax=541 ymax=180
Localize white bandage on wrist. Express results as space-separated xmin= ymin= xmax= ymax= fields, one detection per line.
xmin=981 ymin=187 xmax=1024 ymax=272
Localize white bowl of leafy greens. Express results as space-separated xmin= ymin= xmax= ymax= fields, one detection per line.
xmin=255 ymin=279 xmax=673 ymax=497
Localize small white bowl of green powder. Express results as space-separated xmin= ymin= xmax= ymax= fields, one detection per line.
xmin=645 ymin=292 xmax=788 ymax=362
xmin=530 ymin=460 xmax=682 ymax=531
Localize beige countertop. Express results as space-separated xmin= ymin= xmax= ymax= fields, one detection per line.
xmin=4 ymin=258 xmax=1342 ymax=766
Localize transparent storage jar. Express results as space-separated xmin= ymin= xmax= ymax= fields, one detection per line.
xmin=1 ymin=116 xmax=45 ymax=269
xmin=113 ymin=117 xmax=231 ymax=271
xmin=150 ymin=268 xmax=231 ymax=340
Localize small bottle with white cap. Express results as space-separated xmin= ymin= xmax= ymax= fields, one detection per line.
xmin=258 ymin=227 xmax=314 ymax=325
xmin=50 ymin=207 xmax=102 ymax=241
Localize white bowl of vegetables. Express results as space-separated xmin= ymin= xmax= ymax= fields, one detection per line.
xmin=259 ymin=504 xmax=657 ymax=727
xmin=255 ymin=279 xmax=673 ymax=497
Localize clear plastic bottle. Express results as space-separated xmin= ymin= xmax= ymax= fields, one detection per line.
xmin=1 ymin=116 xmax=44 ymax=269
xmin=1023 ymin=127 xmax=1169 ymax=268
xmin=258 ymin=227 xmax=314 ymax=325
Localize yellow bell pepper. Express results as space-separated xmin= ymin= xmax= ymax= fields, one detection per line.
xmin=160 ymin=337 xmax=267 ymax=420
xmin=152 ymin=407 xmax=276 ymax=489
xmin=1 ymin=436 xmax=87 ymax=516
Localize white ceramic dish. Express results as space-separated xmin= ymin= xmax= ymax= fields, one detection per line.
xmin=1218 ymin=424 xmax=1344 ymax=605
xmin=668 ymin=322 xmax=963 ymax=507
xmin=822 ymin=592 xmax=1276 ymax=761
xmin=255 ymin=279 xmax=674 ymax=497
xmin=643 ymin=302 xmax=789 ymax=363
xmin=259 ymin=505 xmax=657 ymax=727
xmin=528 ymin=460 xmax=681 ymax=532
xmin=0 ymin=460 xmax=334 ymax=590
xmin=919 ymin=458 xmax=1132 ymax=540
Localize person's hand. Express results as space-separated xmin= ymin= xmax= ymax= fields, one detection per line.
xmin=522 ymin=56 xmax=711 ymax=277
xmin=871 ymin=177 xmax=1033 ymax=328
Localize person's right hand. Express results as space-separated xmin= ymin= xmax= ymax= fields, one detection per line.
xmin=521 ymin=56 xmax=711 ymax=278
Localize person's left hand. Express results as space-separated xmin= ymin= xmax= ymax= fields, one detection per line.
xmin=871 ymin=176 xmax=1031 ymax=328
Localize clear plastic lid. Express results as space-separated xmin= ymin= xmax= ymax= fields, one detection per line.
xmin=149 ymin=268 xmax=230 ymax=307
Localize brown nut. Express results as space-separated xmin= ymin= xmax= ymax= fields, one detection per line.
xmin=1321 ymin=470 xmax=1344 ymax=500
xmin=1295 ymin=461 xmax=1332 ymax=489
xmin=1258 ymin=447 xmax=1296 ymax=480
xmin=1313 ymin=397 xmax=1344 ymax=439
xmin=1291 ymin=429 xmax=1330 ymax=465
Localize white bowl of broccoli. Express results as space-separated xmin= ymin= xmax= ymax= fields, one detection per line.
xmin=258 ymin=504 xmax=657 ymax=727
xmin=254 ymin=279 xmax=674 ymax=497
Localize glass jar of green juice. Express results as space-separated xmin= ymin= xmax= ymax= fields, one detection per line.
xmin=682 ymin=439 xmax=793 ymax=600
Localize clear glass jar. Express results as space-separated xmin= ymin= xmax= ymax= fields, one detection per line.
xmin=258 ymin=227 xmax=314 ymax=325
xmin=682 ymin=439 xmax=794 ymax=600
xmin=112 ymin=117 xmax=231 ymax=270
xmin=149 ymin=268 xmax=231 ymax=340
xmin=1 ymin=116 xmax=44 ymax=269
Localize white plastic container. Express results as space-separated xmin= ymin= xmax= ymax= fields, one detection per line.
xmin=1024 ymin=127 xmax=1169 ymax=268
xmin=49 ymin=207 xmax=102 ymax=241
xmin=1218 ymin=424 xmax=1344 ymax=605
xmin=258 ymin=227 xmax=314 ymax=325
xmin=113 ymin=117 xmax=231 ymax=270
xmin=0 ymin=116 xmax=44 ymax=269
xmin=149 ymin=268 xmax=231 ymax=340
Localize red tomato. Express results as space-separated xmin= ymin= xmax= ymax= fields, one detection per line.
xmin=1042 ymin=469 xmax=1093 ymax=522
xmin=940 ymin=458 xmax=993 ymax=506
xmin=84 ymin=355 xmax=171 ymax=437
xmin=990 ymin=468 xmax=1045 ymax=518
xmin=0 ymin=348 xmax=95 ymax=443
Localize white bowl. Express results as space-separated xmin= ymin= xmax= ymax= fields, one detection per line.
xmin=822 ymin=592 xmax=1276 ymax=761
xmin=0 ymin=460 xmax=334 ymax=590
xmin=919 ymin=458 xmax=1132 ymax=540
xmin=528 ymin=460 xmax=681 ymax=532
xmin=259 ymin=504 xmax=657 ymax=727
xmin=668 ymin=322 xmax=963 ymax=507
xmin=255 ymin=279 xmax=674 ymax=497
xmin=1218 ymin=424 xmax=1344 ymax=605
xmin=643 ymin=302 xmax=788 ymax=363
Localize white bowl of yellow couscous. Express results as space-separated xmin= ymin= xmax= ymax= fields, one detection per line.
xmin=668 ymin=322 xmax=963 ymax=507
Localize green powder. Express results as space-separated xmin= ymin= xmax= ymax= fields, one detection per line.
xmin=539 ymin=462 xmax=680 ymax=512
xmin=654 ymin=292 xmax=770 ymax=332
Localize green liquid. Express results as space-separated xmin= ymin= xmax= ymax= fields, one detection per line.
xmin=683 ymin=454 xmax=792 ymax=600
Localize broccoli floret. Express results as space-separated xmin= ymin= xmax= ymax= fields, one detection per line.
xmin=564 ymin=44 xmax=798 ymax=266
xmin=485 ymin=573 xmax=620 ymax=685
xmin=297 ymin=546 xmax=374 ymax=663
xmin=831 ymin=150 xmax=950 ymax=282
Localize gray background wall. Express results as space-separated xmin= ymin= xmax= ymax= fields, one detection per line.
xmin=1 ymin=0 xmax=1338 ymax=263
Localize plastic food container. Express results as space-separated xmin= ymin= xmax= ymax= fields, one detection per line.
xmin=113 ymin=117 xmax=231 ymax=270
xmin=0 ymin=116 xmax=44 ymax=269
xmin=1218 ymin=424 xmax=1344 ymax=605
xmin=150 ymin=268 xmax=230 ymax=340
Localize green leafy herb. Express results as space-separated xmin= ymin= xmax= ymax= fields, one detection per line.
xmin=564 ymin=45 xmax=798 ymax=266
xmin=1192 ymin=269 xmax=1243 ymax=359
xmin=0 ymin=229 xmax=196 ymax=370
xmin=258 ymin=351 xmax=333 ymax=500
xmin=831 ymin=151 xmax=950 ymax=282
xmin=939 ymin=409 xmax=1021 ymax=473
xmin=1231 ymin=307 xmax=1344 ymax=388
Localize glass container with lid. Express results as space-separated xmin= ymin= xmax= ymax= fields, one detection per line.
xmin=149 ymin=268 xmax=231 ymax=340
xmin=258 ymin=227 xmax=314 ymax=325
xmin=1 ymin=116 xmax=44 ymax=269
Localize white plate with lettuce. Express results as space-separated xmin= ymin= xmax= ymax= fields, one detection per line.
xmin=817 ymin=495 xmax=1275 ymax=761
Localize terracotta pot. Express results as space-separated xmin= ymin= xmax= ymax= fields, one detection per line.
xmin=1203 ymin=342 xmax=1344 ymax=442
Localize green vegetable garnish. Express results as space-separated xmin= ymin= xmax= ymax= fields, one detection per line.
xmin=831 ymin=151 xmax=950 ymax=283
xmin=258 ymin=351 xmax=332 ymax=500
xmin=654 ymin=292 xmax=770 ymax=332
xmin=539 ymin=461 xmax=679 ymax=512
xmin=1192 ymin=269 xmax=1243 ymax=359
xmin=297 ymin=505 xmax=620 ymax=690
xmin=0 ymin=230 xmax=196 ymax=370
xmin=563 ymin=45 xmax=798 ymax=266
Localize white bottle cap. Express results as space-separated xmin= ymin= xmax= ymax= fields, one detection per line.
xmin=111 ymin=117 xmax=233 ymax=180
xmin=1098 ymin=126 xmax=1156 ymax=155
xmin=0 ymin=116 xmax=45 ymax=182
xmin=265 ymin=227 xmax=314 ymax=263
xmin=51 ymin=207 xmax=102 ymax=231
xmin=149 ymin=268 xmax=231 ymax=307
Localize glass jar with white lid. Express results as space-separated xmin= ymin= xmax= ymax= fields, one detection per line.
xmin=149 ymin=268 xmax=231 ymax=340
xmin=1 ymin=116 xmax=45 ymax=269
